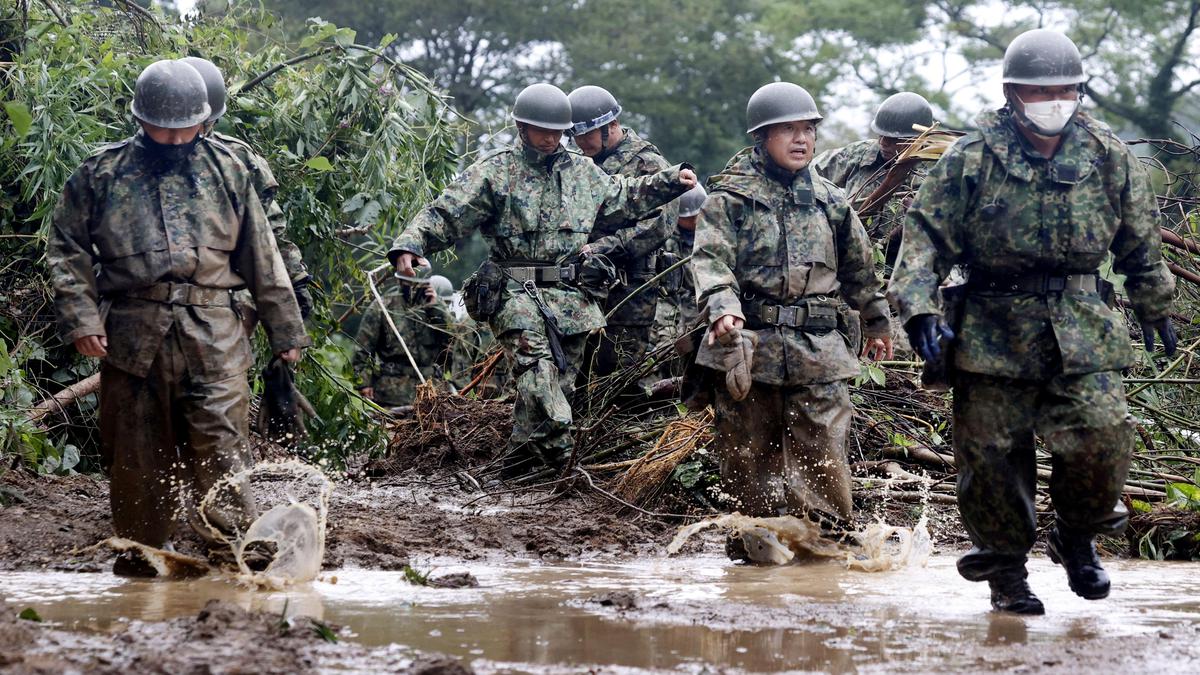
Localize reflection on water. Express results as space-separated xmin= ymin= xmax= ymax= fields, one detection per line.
xmin=2 ymin=556 xmax=1199 ymax=672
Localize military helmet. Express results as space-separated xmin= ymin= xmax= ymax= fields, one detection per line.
xmin=428 ymin=275 xmax=454 ymax=300
xmin=511 ymin=83 xmax=573 ymax=131
xmin=567 ymin=85 xmax=622 ymax=136
xmin=131 ymin=59 xmax=211 ymax=129
xmin=1002 ymin=29 xmax=1086 ymax=86
xmin=870 ymin=92 xmax=934 ymax=138
xmin=180 ymin=56 xmax=227 ymax=122
xmin=677 ymin=185 xmax=707 ymax=218
xmin=746 ymin=82 xmax=822 ymax=134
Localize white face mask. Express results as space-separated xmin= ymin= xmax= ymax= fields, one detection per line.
xmin=1017 ymin=96 xmax=1079 ymax=136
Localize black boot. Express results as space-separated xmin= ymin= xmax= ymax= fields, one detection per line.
xmin=988 ymin=573 xmax=1045 ymax=615
xmin=1047 ymin=525 xmax=1110 ymax=600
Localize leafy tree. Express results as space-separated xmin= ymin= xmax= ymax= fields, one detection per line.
xmin=0 ymin=1 xmax=462 ymax=467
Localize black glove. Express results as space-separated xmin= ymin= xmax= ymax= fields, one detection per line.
xmin=293 ymin=281 xmax=313 ymax=320
xmin=905 ymin=314 xmax=955 ymax=362
xmin=1140 ymin=318 xmax=1177 ymax=357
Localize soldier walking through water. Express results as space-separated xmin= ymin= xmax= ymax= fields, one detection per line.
xmin=890 ymin=29 xmax=1177 ymax=614
xmin=47 ymin=60 xmax=309 ymax=575
xmin=389 ymin=83 xmax=696 ymax=478
xmin=692 ymin=82 xmax=893 ymax=559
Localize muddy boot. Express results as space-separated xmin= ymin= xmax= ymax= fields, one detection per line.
xmin=1046 ymin=525 xmax=1110 ymax=600
xmin=988 ymin=572 xmax=1045 ymax=615
xmin=499 ymin=449 xmax=536 ymax=480
xmin=112 ymin=551 xmax=158 ymax=578
xmin=725 ymin=526 xmax=791 ymax=565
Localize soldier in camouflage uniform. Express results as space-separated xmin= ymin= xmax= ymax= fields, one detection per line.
xmin=889 ymin=30 xmax=1177 ymax=614
xmin=389 ymin=83 xmax=696 ymax=476
xmin=693 ymin=83 xmax=892 ymax=547
xmin=47 ymin=60 xmax=309 ymax=575
xmin=180 ymin=57 xmax=313 ymax=323
xmin=567 ymin=86 xmax=679 ymax=378
xmin=812 ymin=92 xmax=936 ymax=263
xmin=649 ymin=185 xmax=706 ymax=377
xmin=353 ymin=273 xmax=454 ymax=407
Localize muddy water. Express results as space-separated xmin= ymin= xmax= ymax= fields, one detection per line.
xmin=4 ymin=555 xmax=1200 ymax=672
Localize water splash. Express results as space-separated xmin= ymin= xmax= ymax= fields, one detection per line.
xmin=667 ymin=512 xmax=931 ymax=572
xmin=199 ymin=460 xmax=332 ymax=587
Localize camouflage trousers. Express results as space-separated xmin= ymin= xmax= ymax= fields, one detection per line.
xmin=952 ymin=370 xmax=1133 ymax=581
xmin=371 ymin=372 xmax=423 ymax=407
xmin=590 ymin=282 xmax=658 ymax=377
xmin=99 ymin=327 xmax=257 ymax=548
xmin=498 ymin=328 xmax=587 ymax=472
xmin=714 ymin=380 xmax=853 ymax=524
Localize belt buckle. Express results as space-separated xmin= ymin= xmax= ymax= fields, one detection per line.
xmin=1046 ymin=276 xmax=1066 ymax=293
xmin=777 ymin=305 xmax=799 ymax=327
xmin=559 ymin=265 xmax=575 ymax=283
xmin=166 ymin=282 xmax=189 ymax=305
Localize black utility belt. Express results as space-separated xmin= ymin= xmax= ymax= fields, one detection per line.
xmin=968 ymin=271 xmax=1099 ymax=295
xmin=120 ymin=281 xmax=232 ymax=306
xmin=745 ymin=298 xmax=840 ymax=331
xmin=500 ymin=262 xmax=578 ymax=285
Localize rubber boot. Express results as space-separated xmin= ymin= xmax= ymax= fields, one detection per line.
xmin=1046 ymin=525 xmax=1110 ymax=600
xmin=988 ymin=572 xmax=1045 ymax=615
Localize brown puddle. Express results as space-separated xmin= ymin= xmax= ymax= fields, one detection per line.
xmin=3 ymin=555 xmax=1200 ymax=672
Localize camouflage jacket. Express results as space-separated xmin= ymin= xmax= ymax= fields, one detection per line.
xmin=660 ymin=224 xmax=698 ymax=330
xmin=389 ymin=142 xmax=691 ymax=336
xmin=47 ymin=132 xmax=309 ymax=381
xmin=352 ymin=283 xmax=453 ymax=391
xmin=812 ymin=138 xmax=930 ymax=238
xmin=211 ymin=131 xmax=309 ymax=284
xmin=889 ymin=109 xmax=1175 ymax=379
xmin=589 ymin=129 xmax=677 ymax=273
xmin=693 ymin=148 xmax=890 ymax=386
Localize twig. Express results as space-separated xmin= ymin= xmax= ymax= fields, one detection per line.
xmin=37 ymin=0 xmax=67 ymax=27
xmin=237 ymin=47 xmax=337 ymax=95
xmin=604 ymin=256 xmax=692 ymax=320
xmin=364 ymin=263 xmax=425 ymax=385
xmin=573 ymin=467 xmax=697 ymax=520
xmin=28 ymin=373 xmax=100 ymax=426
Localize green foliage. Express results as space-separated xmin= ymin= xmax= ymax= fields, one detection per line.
xmin=0 ymin=1 xmax=461 ymax=468
xmin=17 ymin=607 xmax=42 ymax=622
xmin=401 ymin=564 xmax=430 ymax=585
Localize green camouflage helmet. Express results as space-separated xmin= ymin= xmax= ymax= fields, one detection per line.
xmin=512 ymin=83 xmax=573 ymax=130
xmin=131 ymin=59 xmax=211 ymax=129
xmin=429 ymin=275 xmax=454 ymax=300
xmin=746 ymin=82 xmax=822 ymax=134
xmin=870 ymin=92 xmax=934 ymax=138
xmin=567 ymin=85 xmax=622 ymax=136
xmin=180 ymin=56 xmax=227 ymax=122
xmin=1002 ymin=29 xmax=1086 ymax=86
xmin=678 ymin=184 xmax=707 ymax=218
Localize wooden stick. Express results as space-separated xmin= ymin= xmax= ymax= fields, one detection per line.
xmin=28 ymin=373 xmax=100 ymax=426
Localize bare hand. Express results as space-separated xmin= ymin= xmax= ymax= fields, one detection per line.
xmin=708 ymin=314 xmax=744 ymax=346
xmin=580 ymin=243 xmax=593 ymax=256
xmin=359 ymin=387 xmax=374 ymax=400
xmin=861 ymin=336 xmax=894 ymax=362
xmin=394 ymin=252 xmax=429 ymax=278
xmin=278 ymin=347 xmax=302 ymax=363
xmin=679 ymin=168 xmax=698 ymax=189
xmin=424 ymin=286 xmax=437 ymax=303
xmin=74 ymin=335 xmax=108 ymax=358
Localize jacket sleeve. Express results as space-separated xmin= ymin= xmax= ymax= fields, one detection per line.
xmin=887 ymin=140 xmax=971 ymax=324
xmin=692 ymin=191 xmax=745 ymax=323
xmin=389 ymin=159 xmax=496 ymax=262
xmin=1111 ymin=147 xmax=1174 ymax=322
xmin=591 ymin=153 xmax=676 ymax=258
xmin=830 ymin=193 xmax=890 ymax=336
xmin=232 ymin=180 xmax=310 ymax=354
xmin=47 ymin=166 xmax=105 ymax=343
xmin=594 ymin=162 xmax=690 ymax=230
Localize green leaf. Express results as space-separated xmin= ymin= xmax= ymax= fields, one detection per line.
xmin=1130 ymin=499 xmax=1152 ymax=514
xmin=333 ymin=27 xmax=357 ymax=48
xmin=378 ymin=33 xmax=397 ymax=50
xmin=867 ymin=365 xmax=886 ymax=387
xmin=3 ymin=102 xmax=33 ymax=138
xmin=304 ymin=156 xmax=333 ymax=172
xmin=401 ymin=564 xmax=430 ymax=586
xmin=311 ymin=620 xmax=339 ymax=643
xmin=18 ymin=607 xmax=42 ymax=622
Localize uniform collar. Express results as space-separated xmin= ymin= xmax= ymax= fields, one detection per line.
xmin=976 ymin=108 xmax=1099 ymax=184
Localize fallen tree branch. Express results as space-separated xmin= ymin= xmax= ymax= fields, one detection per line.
xmin=28 ymin=373 xmax=100 ymax=426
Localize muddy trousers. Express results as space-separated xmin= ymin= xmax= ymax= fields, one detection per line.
xmin=498 ymin=328 xmax=587 ymax=470
xmin=99 ymin=333 xmax=257 ymax=548
xmin=952 ymin=370 xmax=1133 ymax=581
xmin=714 ymin=380 xmax=853 ymax=524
